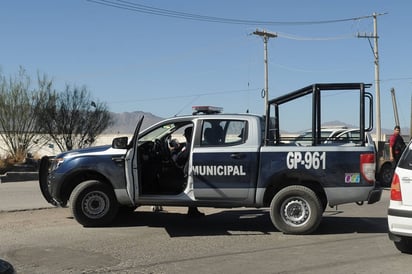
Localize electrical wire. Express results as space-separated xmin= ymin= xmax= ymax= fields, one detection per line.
xmin=87 ymin=0 xmax=374 ymax=26
xmin=381 ymin=77 xmax=412 ymax=82
xmin=109 ymin=87 xmax=261 ymax=104
xmin=277 ymin=32 xmax=356 ymax=41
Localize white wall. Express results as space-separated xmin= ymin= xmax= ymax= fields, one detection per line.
xmin=0 ymin=133 xmax=132 ymax=159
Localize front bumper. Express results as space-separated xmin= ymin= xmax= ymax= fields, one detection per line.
xmin=38 ymin=156 xmax=58 ymax=206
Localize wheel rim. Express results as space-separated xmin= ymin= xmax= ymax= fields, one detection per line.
xmin=281 ymin=197 xmax=311 ymax=227
xmin=81 ymin=190 xmax=110 ymax=219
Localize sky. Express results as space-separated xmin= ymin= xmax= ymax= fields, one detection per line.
xmin=1 ymin=0 xmax=412 ymax=132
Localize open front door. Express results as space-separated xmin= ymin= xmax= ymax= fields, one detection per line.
xmin=124 ymin=116 xmax=144 ymax=205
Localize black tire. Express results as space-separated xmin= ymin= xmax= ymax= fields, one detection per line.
xmin=379 ymin=163 xmax=394 ymax=187
xmin=0 ymin=259 xmax=15 ymax=274
xmin=394 ymin=237 xmax=412 ymax=254
xmin=69 ymin=180 xmax=119 ymax=227
xmin=270 ymin=185 xmax=322 ymax=235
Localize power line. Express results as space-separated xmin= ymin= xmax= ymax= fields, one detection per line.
xmin=109 ymin=87 xmax=261 ymax=104
xmin=277 ymin=32 xmax=355 ymax=41
xmin=381 ymin=77 xmax=412 ymax=82
xmin=87 ymin=0 xmax=375 ymax=26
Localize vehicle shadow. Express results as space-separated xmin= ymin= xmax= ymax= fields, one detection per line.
xmin=110 ymin=209 xmax=389 ymax=237
xmin=113 ymin=209 xmax=275 ymax=237
xmin=315 ymin=216 xmax=388 ymax=235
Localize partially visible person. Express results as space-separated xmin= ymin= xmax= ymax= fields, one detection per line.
xmin=389 ymin=125 xmax=406 ymax=165
xmin=170 ymin=127 xmax=193 ymax=176
xmin=154 ymin=126 xmax=204 ymax=217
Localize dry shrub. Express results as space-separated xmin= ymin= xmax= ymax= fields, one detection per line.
xmin=0 ymin=158 xmax=6 ymax=170
xmin=0 ymin=157 xmax=13 ymax=173
xmin=13 ymin=150 xmax=27 ymax=163
xmin=0 ymin=153 xmax=25 ymax=173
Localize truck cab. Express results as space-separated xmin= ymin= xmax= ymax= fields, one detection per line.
xmin=121 ymin=111 xmax=263 ymax=207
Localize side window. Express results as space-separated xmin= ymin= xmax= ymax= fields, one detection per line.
xmin=224 ymin=120 xmax=247 ymax=145
xmin=201 ymin=120 xmax=247 ymax=146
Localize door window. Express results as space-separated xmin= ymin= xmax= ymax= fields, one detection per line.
xmin=201 ymin=120 xmax=247 ymax=146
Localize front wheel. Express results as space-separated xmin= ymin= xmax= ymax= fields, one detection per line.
xmin=70 ymin=180 xmax=119 ymax=227
xmin=270 ymin=185 xmax=322 ymax=235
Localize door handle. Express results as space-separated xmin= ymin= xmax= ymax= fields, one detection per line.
xmin=112 ymin=156 xmax=125 ymax=163
xmin=230 ymin=153 xmax=244 ymax=159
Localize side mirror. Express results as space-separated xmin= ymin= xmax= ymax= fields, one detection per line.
xmin=112 ymin=137 xmax=128 ymax=149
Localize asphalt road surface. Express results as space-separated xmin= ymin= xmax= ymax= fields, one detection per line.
xmin=0 ymin=182 xmax=410 ymax=274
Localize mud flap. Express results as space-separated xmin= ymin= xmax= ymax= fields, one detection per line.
xmin=39 ymin=156 xmax=58 ymax=206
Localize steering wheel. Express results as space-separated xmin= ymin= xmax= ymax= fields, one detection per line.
xmin=152 ymin=139 xmax=162 ymax=156
xmin=153 ymin=137 xmax=172 ymax=158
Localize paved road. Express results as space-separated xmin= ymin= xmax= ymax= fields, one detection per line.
xmin=2 ymin=183 xmax=410 ymax=274
xmin=0 ymin=180 xmax=53 ymax=212
xmin=1 ymin=188 xmax=409 ymax=274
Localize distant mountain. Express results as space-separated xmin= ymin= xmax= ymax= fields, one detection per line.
xmin=320 ymin=120 xmax=354 ymax=128
xmin=105 ymin=113 xmax=406 ymax=137
xmin=104 ymin=111 xmax=163 ymax=134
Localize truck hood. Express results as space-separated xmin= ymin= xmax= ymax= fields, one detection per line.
xmin=56 ymin=145 xmax=124 ymax=159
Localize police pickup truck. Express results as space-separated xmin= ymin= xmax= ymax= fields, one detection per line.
xmin=39 ymin=83 xmax=382 ymax=234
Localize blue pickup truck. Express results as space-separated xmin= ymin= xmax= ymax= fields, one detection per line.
xmin=39 ymin=83 xmax=382 ymax=234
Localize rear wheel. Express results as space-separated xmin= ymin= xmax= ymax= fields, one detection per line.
xmin=394 ymin=236 xmax=412 ymax=254
xmin=379 ymin=163 xmax=394 ymax=187
xmin=270 ymin=185 xmax=322 ymax=235
xmin=70 ymin=180 xmax=119 ymax=227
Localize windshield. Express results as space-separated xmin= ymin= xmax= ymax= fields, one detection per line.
xmin=139 ymin=124 xmax=176 ymax=142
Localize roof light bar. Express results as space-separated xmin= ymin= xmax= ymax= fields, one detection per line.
xmin=192 ymin=106 xmax=223 ymax=115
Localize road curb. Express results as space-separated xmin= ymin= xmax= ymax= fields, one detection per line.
xmin=0 ymin=172 xmax=38 ymax=183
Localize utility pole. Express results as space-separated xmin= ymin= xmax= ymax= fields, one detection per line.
xmin=390 ymin=88 xmax=399 ymax=127
xmin=357 ymin=12 xmax=386 ymax=142
xmin=253 ymin=29 xmax=277 ymax=115
xmin=410 ymin=95 xmax=412 ymax=139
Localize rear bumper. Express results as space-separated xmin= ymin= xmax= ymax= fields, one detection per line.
xmin=388 ymin=212 xmax=412 ymax=238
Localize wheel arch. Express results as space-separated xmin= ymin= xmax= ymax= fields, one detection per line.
xmin=263 ymin=176 xmax=328 ymax=210
xmin=60 ymin=170 xmax=113 ymax=205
